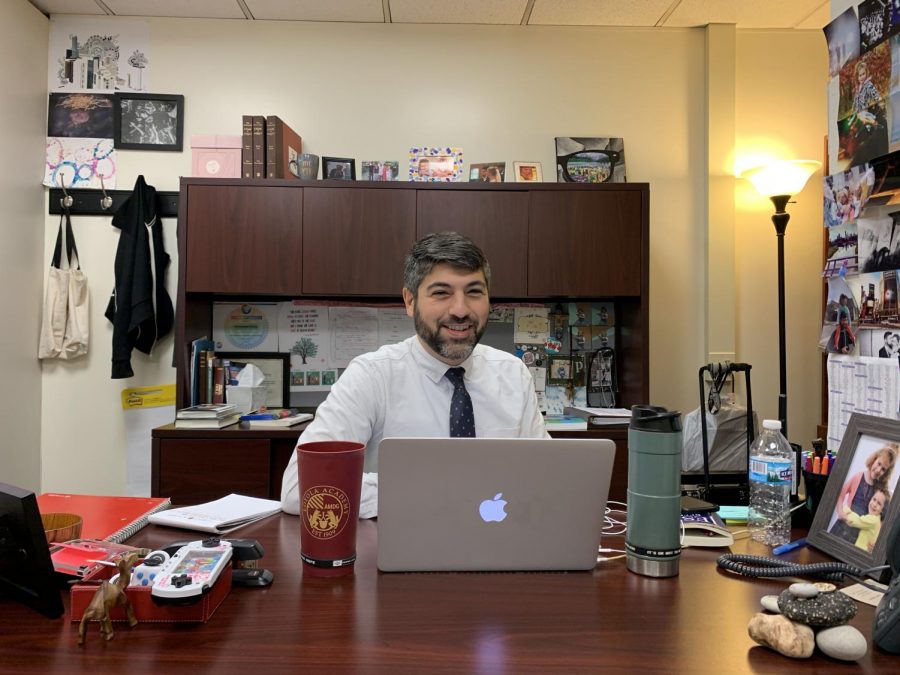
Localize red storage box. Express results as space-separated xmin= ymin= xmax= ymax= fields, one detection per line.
xmin=70 ymin=563 xmax=231 ymax=623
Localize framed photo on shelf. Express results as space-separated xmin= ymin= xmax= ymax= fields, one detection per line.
xmin=807 ymin=413 xmax=900 ymax=579
xmin=217 ymin=352 xmax=289 ymax=408
xmin=322 ymin=156 xmax=355 ymax=180
xmin=469 ymin=162 xmax=506 ymax=182
xmin=513 ymin=161 xmax=542 ymax=182
xmin=409 ymin=146 xmax=464 ymax=182
xmin=360 ymin=160 xmax=398 ymax=181
xmin=555 ymin=136 xmax=626 ymax=183
xmin=114 ymin=93 xmax=184 ymax=151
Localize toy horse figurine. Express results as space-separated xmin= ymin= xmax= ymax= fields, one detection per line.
xmin=77 ymin=552 xmax=140 ymax=645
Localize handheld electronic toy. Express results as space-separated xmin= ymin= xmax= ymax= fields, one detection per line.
xmin=150 ymin=538 xmax=232 ymax=604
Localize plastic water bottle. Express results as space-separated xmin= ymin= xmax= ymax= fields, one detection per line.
xmin=748 ymin=419 xmax=793 ymax=546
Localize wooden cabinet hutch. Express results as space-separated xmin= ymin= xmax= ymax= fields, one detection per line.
xmin=152 ymin=178 xmax=650 ymax=505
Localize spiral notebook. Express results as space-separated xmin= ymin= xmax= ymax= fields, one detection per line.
xmin=36 ymin=493 xmax=171 ymax=544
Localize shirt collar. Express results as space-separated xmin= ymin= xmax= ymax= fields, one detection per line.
xmin=410 ymin=335 xmax=478 ymax=384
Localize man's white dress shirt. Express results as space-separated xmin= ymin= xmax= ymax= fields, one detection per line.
xmin=280 ymin=336 xmax=547 ymax=515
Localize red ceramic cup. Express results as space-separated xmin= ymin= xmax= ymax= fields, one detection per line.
xmin=297 ymin=440 xmax=366 ymax=577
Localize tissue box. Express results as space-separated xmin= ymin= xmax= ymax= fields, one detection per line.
xmin=227 ymin=385 xmax=266 ymax=414
xmin=191 ymin=135 xmax=242 ymax=178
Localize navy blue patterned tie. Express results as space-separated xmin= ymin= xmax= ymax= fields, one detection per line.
xmin=445 ymin=367 xmax=476 ymax=437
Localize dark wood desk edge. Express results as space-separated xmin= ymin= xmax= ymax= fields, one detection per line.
xmin=152 ymin=421 xmax=311 ymax=438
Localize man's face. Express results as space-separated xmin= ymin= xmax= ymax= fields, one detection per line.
xmin=402 ymin=263 xmax=489 ymax=365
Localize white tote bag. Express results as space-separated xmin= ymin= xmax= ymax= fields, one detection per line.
xmin=38 ymin=210 xmax=89 ymax=360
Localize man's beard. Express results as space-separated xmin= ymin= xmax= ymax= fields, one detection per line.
xmin=413 ymin=306 xmax=485 ymax=363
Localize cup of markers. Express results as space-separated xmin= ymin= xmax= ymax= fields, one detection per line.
xmin=801 ymin=449 xmax=835 ymax=522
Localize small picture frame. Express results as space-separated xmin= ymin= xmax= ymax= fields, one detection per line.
xmin=409 ymin=146 xmax=464 ymax=182
xmin=514 ymin=161 xmax=542 ymax=182
xmin=322 ymin=156 xmax=355 ymax=180
xmin=547 ymin=355 xmax=573 ymax=385
xmin=113 ymin=93 xmax=184 ymax=151
xmin=807 ymin=413 xmax=900 ymax=579
xmin=360 ymin=161 xmax=399 ymax=181
xmin=469 ymin=162 xmax=506 ymax=182
xmin=218 ymin=352 xmax=289 ymax=408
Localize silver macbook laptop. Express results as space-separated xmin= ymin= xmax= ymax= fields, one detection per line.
xmin=377 ymin=437 xmax=616 ymax=572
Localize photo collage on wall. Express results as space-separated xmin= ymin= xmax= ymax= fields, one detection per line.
xmin=502 ymin=301 xmax=616 ymax=414
xmin=822 ymin=4 xmax=900 ymax=363
xmin=44 ymin=18 xmax=152 ymax=189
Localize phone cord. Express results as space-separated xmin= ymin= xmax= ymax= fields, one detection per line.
xmin=717 ymin=553 xmax=864 ymax=582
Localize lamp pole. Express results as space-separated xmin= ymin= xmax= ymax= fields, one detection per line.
xmin=770 ymin=194 xmax=791 ymax=439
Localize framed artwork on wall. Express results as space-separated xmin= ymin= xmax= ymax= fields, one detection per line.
xmin=114 ymin=93 xmax=184 ymax=151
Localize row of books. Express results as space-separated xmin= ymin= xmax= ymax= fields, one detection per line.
xmin=189 ymin=338 xmax=225 ymax=406
xmin=242 ymin=115 xmax=302 ymax=179
xmin=175 ymin=403 xmax=312 ymax=429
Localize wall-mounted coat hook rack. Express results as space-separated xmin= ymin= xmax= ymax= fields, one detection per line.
xmin=48 ymin=187 xmax=180 ymax=217
xmin=58 ymin=175 xmax=73 ymax=209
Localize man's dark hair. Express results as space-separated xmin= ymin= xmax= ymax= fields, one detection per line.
xmin=403 ymin=231 xmax=491 ymax=297
xmin=886 ymin=331 xmax=893 ymax=340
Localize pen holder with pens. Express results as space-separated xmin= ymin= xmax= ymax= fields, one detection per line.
xmin=798 ymin=469 xmax=830 ymax=527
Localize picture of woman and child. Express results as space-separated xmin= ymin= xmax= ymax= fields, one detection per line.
xmin=827 ymin=439 xmax=897 ymax=552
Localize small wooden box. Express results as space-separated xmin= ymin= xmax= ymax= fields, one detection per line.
xmin=70 ymin=562 xmax=232 ymax=623
xmin=191 ymin=135 xmax=242 ymax=178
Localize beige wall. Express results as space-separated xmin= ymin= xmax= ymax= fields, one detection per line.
xmin=0 ymin=1 xmax=47 ymax=491
xmin=735 ymin=29 xmax=826 ymax=446
xmin=17 ymin=14 xmax=825 ymax=494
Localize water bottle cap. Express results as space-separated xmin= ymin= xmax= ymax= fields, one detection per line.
xmin=762 ymin=419 xmax=782 ymax=430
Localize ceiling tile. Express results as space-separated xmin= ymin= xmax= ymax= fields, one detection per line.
xmin=663 ymin=0 xmax=828 ymax=29
xmin=28 ymin=0 xmax=106 ymax=15
xmin=103 ymin=0 xmax=245 ymax=19
xmin=244 ymin=0 xmax=384 ymax=22
xmin=528 ymin=0 xmax=672 ymax=27
xmin=390 ymin=0 xmax=528 ymax=25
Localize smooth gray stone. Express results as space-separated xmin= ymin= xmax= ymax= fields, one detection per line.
xmin=778 ymin=589 xmax=858 ymax=627
xmin=815 ymin=625 xmax=868 ymax=661
xmin=788 ymin=583 xmax=820 ymax=599
xmin=760 ymin=595 xmax=781 ymax=613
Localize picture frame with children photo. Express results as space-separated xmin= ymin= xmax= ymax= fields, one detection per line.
xmin=807 ymin=413 xmax=900 ymax=578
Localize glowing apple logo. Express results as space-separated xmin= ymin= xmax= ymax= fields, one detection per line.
xmin=479 ymin=493 xmax=508 ymax=522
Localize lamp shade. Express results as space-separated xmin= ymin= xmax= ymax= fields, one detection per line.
xmin=740 ymin=159 xmax=821 ymax=198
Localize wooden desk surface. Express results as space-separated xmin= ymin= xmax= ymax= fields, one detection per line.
xmin=0 ymin=517 xmax=893 ymax=674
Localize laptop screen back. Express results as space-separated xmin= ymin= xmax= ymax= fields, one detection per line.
xmin=377 ymin=437 xmax=615 ymax=572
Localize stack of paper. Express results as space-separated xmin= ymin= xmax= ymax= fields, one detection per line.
xmin=148 ymin=494 xmax=281 ymax=534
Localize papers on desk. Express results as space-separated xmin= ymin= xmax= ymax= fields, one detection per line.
xmin=563 ymin=406 xmax=632 ymax=426
xmin=148 ymin=494 xmax=281 ymax=534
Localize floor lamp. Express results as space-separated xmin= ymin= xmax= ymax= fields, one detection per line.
xmin=740 ymin=159 xmax=821 ymax=440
